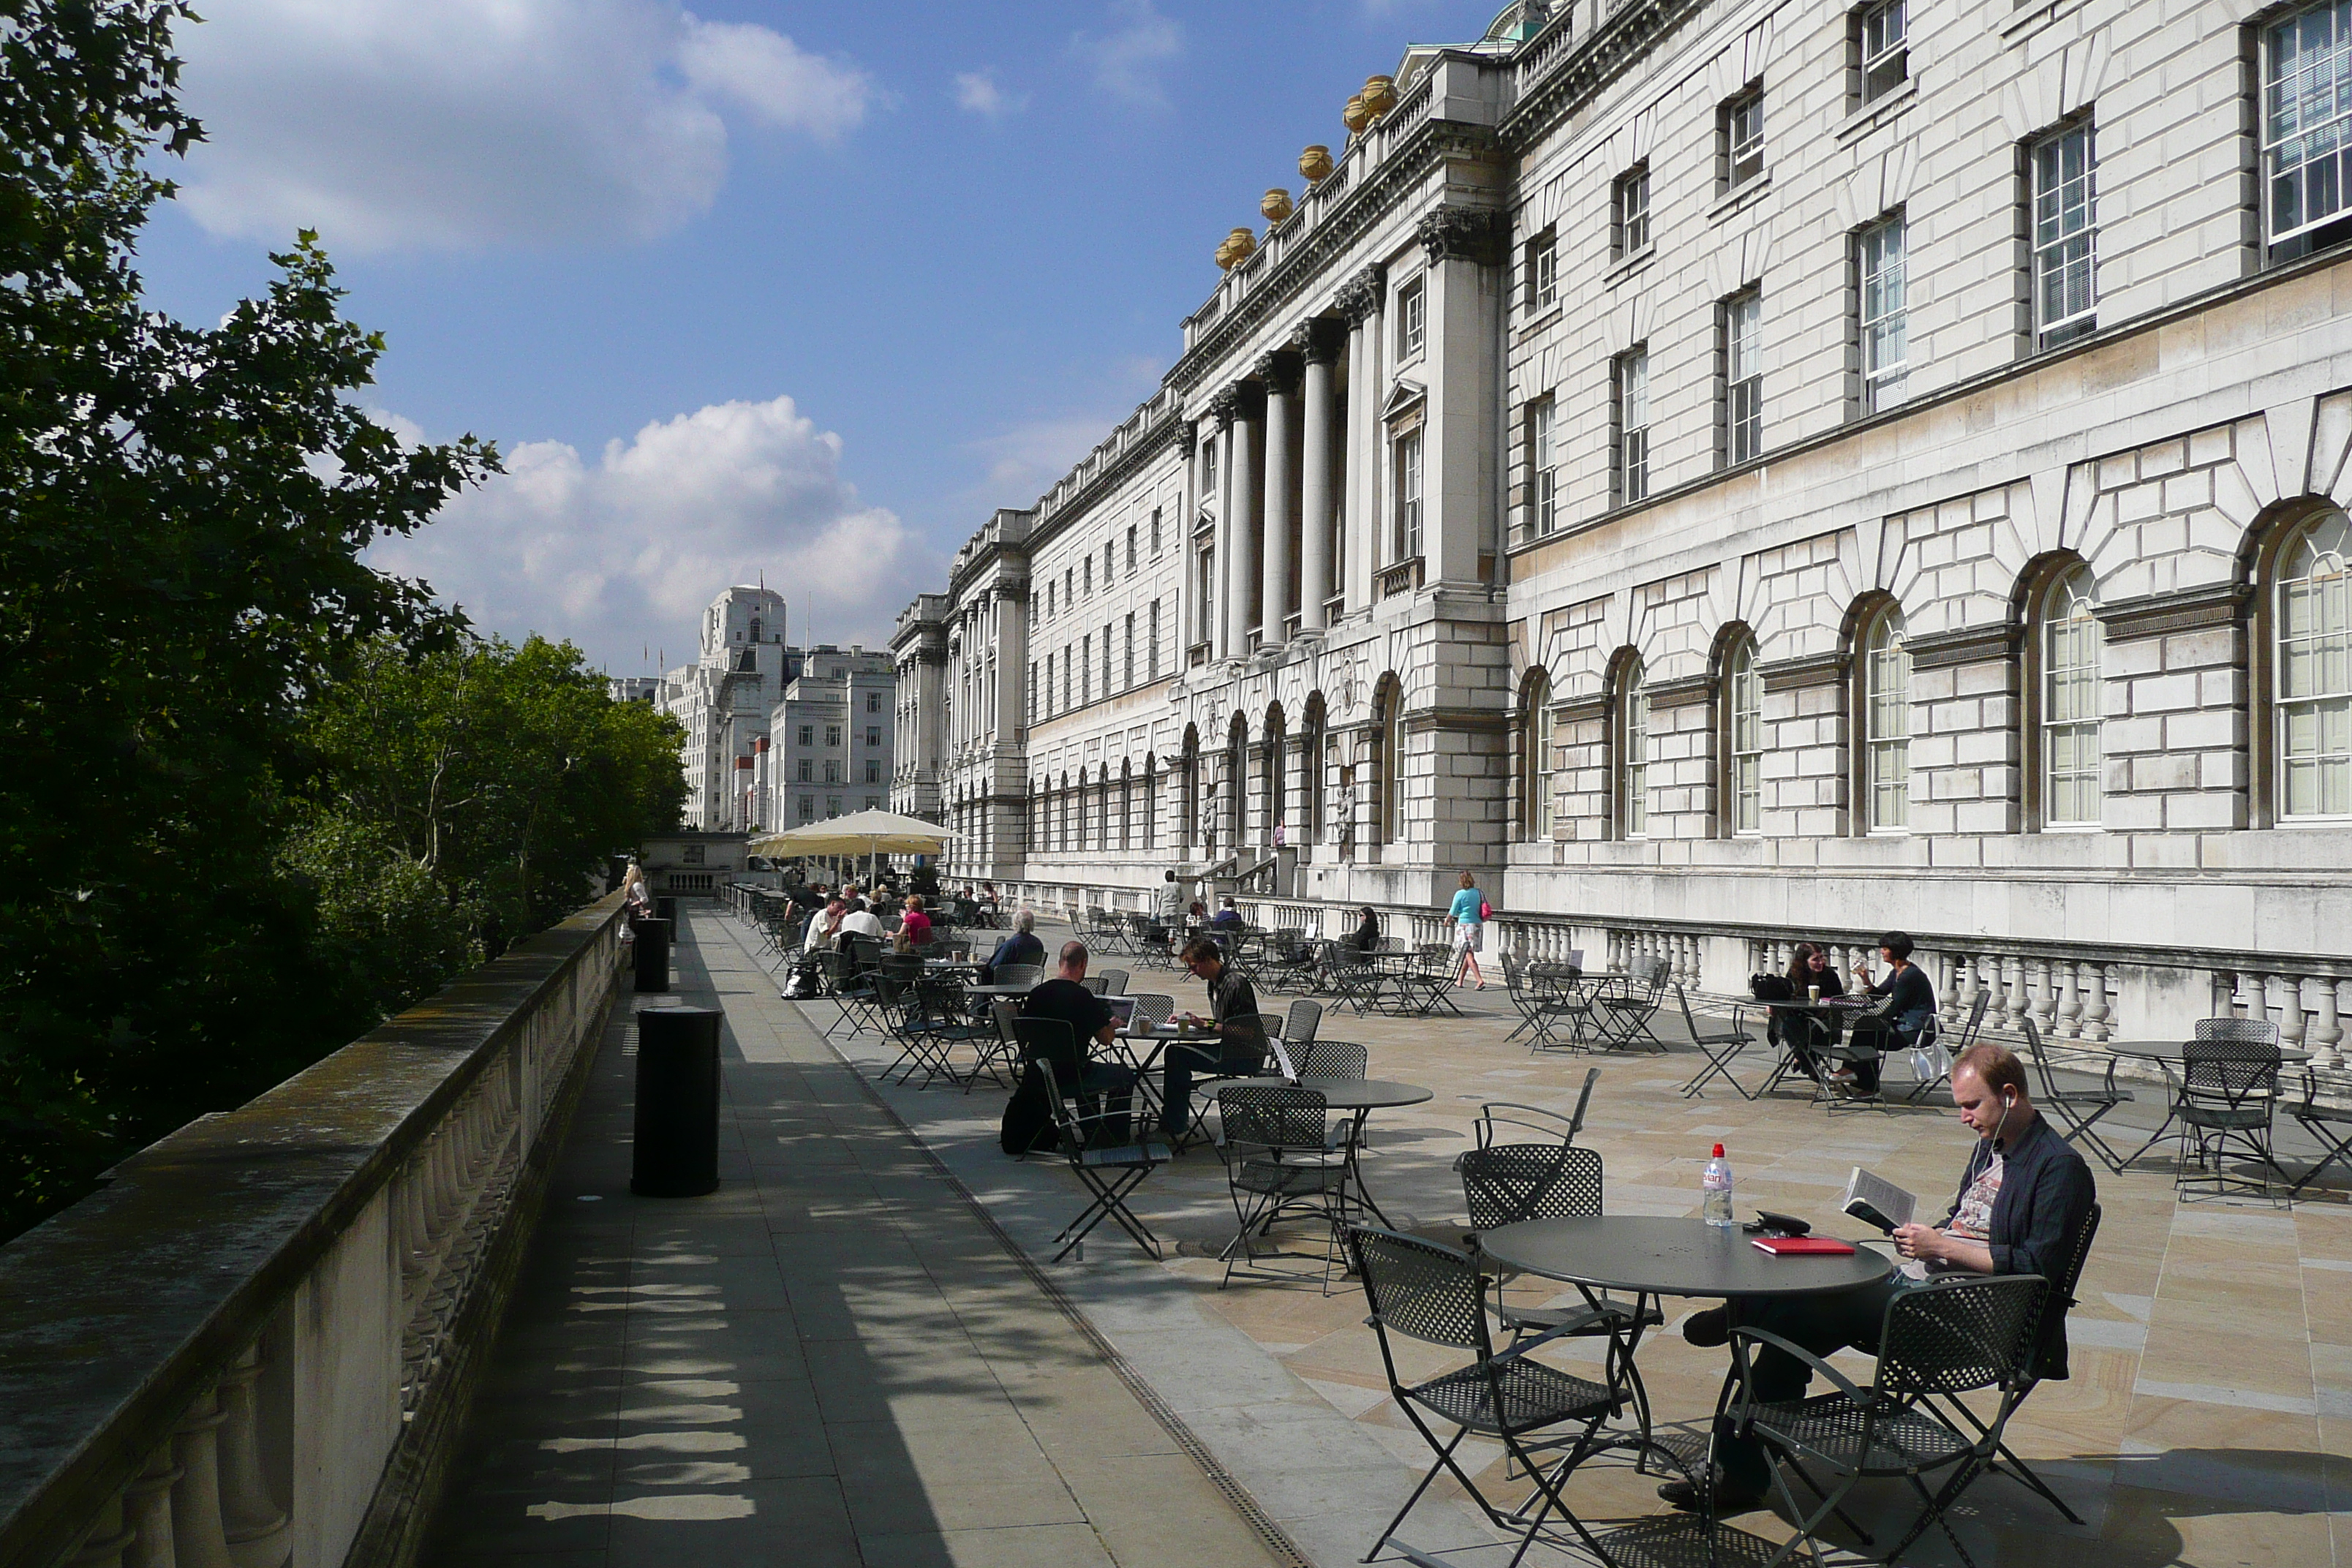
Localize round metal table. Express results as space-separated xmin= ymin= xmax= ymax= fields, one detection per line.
xmin=1477 ymin=1215 xmax=1893 ymax=1300
xmin=1287 ymin=1077 xmax=1433 ymax=1226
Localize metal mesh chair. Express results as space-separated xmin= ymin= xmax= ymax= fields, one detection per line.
xmin=1216 ymin=1086 xmax=1352 ymax=1289
xmin=1127 ymin=992 xmax=1176 ymax=1030
xmin=2021 ymin=1017 xmax=2134 ymax=1172
xmin=2176 ymin=1036 xmax=2287 ymax=1199
xmin=1587 ymin=959 xmax=1671 ymax=1052
xmin=1283 ymin=998 xmax=1324 ymax=1047
xmin=1730 ymin=1273 xmax=2049 ymax=1568
xmin=1499 ymin=953 xmax=1583 ymax=1052
xmin=1032 ymin=1058 xmax=1170 ymax=1262
xmin=1345 ymin=1226 xmax=1655 ymax=1567
xmin=1676 ymin=984 xmax=1759 ymax=1099
xmin=1079 ymin=975 xmax=1111 ymax=995
xmin=1294 ymin=1039 xmax=1368 ymax=1080
xmin=2194 ymin=1016 xmax=2283 ymax=1045
xmin=1471 ymin=1070 xmax=1599 ymax=1152
xmin=1094 ymin=968 xmax=1130 ymax=996
xmin=992 ymin=962 xmax=1042 ymax=992
xmin=2291 ymin=1071 xmax=2352 ymax=1196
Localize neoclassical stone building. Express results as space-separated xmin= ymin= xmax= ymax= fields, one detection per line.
xmin=894 ymin=0 xmax=2352 ymax=1052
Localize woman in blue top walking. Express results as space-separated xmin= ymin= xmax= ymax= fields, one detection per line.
xmin=1447 ymin=870 xmax=1488 ymax=990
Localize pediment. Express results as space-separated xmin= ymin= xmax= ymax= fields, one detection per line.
xmin=1381 ymin=380 xmax=1427 ymax=423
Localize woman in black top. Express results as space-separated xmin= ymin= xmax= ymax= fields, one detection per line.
xmin=1777 ymin=943 xmax=1844 ymax=1078
xmin=1352 ymin=906 xmax=1382 ymax=953
xmin=1844 ymin=930 xmax=1935 ymax=1095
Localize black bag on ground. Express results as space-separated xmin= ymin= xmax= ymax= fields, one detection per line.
xmin=1000 ymin=1059 xmax=1058 ymax=1155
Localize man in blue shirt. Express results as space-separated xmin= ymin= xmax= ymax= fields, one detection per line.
xmin=983 ymin=907 xmax=1046 ymax=981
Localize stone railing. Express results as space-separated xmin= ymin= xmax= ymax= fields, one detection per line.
xmin=999 ymin=878 xmax=2351 ymax=1074
xmin=0 ymin=894 xmax=627 ymax=1568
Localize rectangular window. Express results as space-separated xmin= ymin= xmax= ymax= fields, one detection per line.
xmin=1721 ymin=86 xmax=1765 ymax=192
xmin=866 ymin=724 xmax=880 ymax=746
xmin=1150 ymin=507 xmax=1162 ymax=554
xmin=1102 ymin=624 xmax=1112 ymax=693
xmin=797 ymin=725 xmax=813 ymax=746
xmin=1614 ymin=347 xmax=1650 ymax=505
xmin=1124 ymin=611 xmax=1136 ymax=687
xmin=1857 ymin=0 xmax=1907 ymax=105
xmin=1148 ymin=600 xmax=1161 ymax=678
xmin=1395 ymin=430 xmax=1424 ymax=559
xmin=1196 ymin=546 xmax=1215 ymax=642
xmin=1063 ymin=648 xmax=1072 ymax=707
xmin=1721 ymin=291 xmax=1763 ymax=465
xmin=2266 ymin=2 xmax=2352 ymax=252
xmin=1202 ymin=439 xmax=1218 ymax=494
xmin=1614 ymin=165 xmax=1650 ymax=258
xmin=1082 ymin=557 xmax=1092 ymax=595
xmin=797 ymin=758 xmax=812 ymax=782
xmin=865 ymin=760 xmax=881 ymax=784
xmin=1731 ymin=649 xmax=1763 ymax=834
xmin=825 ymin=725 xmax=840 ymax=747
xmin=1126 ymin=525 xmax=1137 ymax=573
xmin=2032 ymin=121 xmax=2097 ymax=349
xmin=866 ymin=692 xmax=880 ymax=713
xmin=1858 ymin=214 xmax=1908 ymax=413
xmin=824 ymin=761 xmax=840 ymax=783
xmin=1064 ymin=568 xmax=1073 ymax=604
xmin=1046 ymin=580 xmax=1055 ymax=619
xmin=1397 ymin=279 xmax=1426 ymax=360
xmin=799 ymin=796 xmax=813 ymax=820
xmin=826 ymin=796 xmax=840 ymax=817
xmin=1526 ymin=230 xmax=1557 ymax=313
xmin=1106 ymin=541 xmax=1115 ymax=583
xmin=1080 ymin=633 xmax=1091 ymax=704
xmin=1526 ymin=397 xmax=1557 ymax=538
xmin=1028 ymin=662 xmax=1037 ymax=718
xmin=866 ymin=796 xmax=880 ymax=809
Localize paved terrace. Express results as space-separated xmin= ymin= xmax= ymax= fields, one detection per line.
xmin=435 ymin=905 xmax=2352 ymax=1567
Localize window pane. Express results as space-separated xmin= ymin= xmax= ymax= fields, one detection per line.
xmin=2266 ymin=1 xmax=2352 ymax=243
xmin=2278 ymin=511 xmax=2352 ymax=816
xmin=1859 ymin=216 xmax=1907 ymax=412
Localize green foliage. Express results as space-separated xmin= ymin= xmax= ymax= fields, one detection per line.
xmin=0 ymin=1 xmax=683 ymax=1242
xmin=297 ymin=635 xmax=686 ymax=965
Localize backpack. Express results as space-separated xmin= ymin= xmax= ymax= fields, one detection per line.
xmin=1750 ymin=972 xmax=1793 ymax=1001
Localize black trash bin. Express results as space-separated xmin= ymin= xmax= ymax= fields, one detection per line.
xmin=656 ymin=894 xmax=679 ymax=925
xmin=632 ymin=917 xmax=671 ymax=993
xmin=632 ymin=1006 xmax=721 ymax=1196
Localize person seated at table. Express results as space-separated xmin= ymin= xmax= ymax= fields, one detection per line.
xmin=1352 ymin=905 xmax=1382 ymax=953
xmin=1836 ymin=930 xmax=1934 ymax=1096
xmin=1773 ymin=943 xmax=1844 ymax=1079
xmin=837 ymin=899 xmax=885 ymax=946
xmin=1207 ymin=897 xmax=1245 ymax=930
xmin=1664 ymin=1043 xmax=2095 ymax=1515
xmin=1019 ymin=943 xmax=1134 ymax=1085
xmin=982 ymin=908 xmax=1045 ymax=981
xmin=1158 ymin=937 xmax=1271 ymax=1140
xmin=803 ymin=897 xmax=847 ymax=954
xmin=898 ymin=894 xmax=933 ymax=948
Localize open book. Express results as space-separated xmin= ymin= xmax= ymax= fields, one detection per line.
xmin=1841 ymin=1167 xmax=1917 ymax=1234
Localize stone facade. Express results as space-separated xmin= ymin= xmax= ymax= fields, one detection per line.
xmin=893 ymin=0 xmax=2352 ymax=1018
xmin=765 ymin=647 xmax=896 ymax=829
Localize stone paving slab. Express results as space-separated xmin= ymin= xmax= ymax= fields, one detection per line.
xmin=421 ymin=913 xmax=1291 ymax=1568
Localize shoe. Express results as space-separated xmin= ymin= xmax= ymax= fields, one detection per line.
xmin=1681 ymin=1306 xmax=1731 ymax=1347
xmin=1658 ymin=1475 xmax=1766 ymax=1515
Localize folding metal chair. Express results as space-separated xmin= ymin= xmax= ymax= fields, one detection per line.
xmin=1283 ymin=998 xmax=1324 ymax=1048
xmin=1346 ymin=1226 xmax=1669 ymax=1568
xmin=1457 ymin=1144 xmax=1659 ymax=1439
xmin=2176 ymin=1036 xmax=2288 ymax=1201
xmin=1034 ymin=1062 xmax=1170 ymax=1262
xmin=992 ymin=962 xmax=1042 ymax=992
xmin=1587 ymin=960 xmax=1670 ymax=1052
xmin=1674 ymin=984 xmax=1758 ymax=1099
xmin=1728 ymin=1273 xmax=2049 ymax=1568
xmin=1094 ymin=968 xmax=1130 ymax=997
xmin=1294 ymin=1039 xmax=1368 ymax=1080
xmin=1902 ymin=988 xmax=1985 ymax=1104
xmin=1470 ymin=1070 xmax=1599 ymax=1153
xmin=1499 ymin=954 xmax=1585 ymax=1052
xmin=2290 ymin=1069 xmax=2352 ymax=1196
xmin=1217 ymin=1085 xmax=1354 ymax=1289
xmin=2021 ymin=1017 xmax=2134 ymax=1173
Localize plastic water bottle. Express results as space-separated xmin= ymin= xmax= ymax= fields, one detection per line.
xmin=1702 ymin=1143 xmax=1735 ymax=1228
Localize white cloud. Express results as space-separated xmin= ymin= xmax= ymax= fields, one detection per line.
xmin=953 ymin=69 xmax=1028 ymax=120
xmin=173 ymin=0 xmax=873 ymax=252
xmin=1070 ymin=0 xmax=1183 ymax=108
xmin=370 ymin=396 xmax=922 ymax=669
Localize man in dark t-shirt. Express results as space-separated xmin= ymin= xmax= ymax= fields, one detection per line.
xmin=1019 ymin=941 xmax=1134 ymax=1098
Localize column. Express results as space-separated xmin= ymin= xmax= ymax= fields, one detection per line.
xmin=1299 ymin=322 xmax=1340 ymax=632
xmin=1224 ymin=382 xmax=1263 ymax=657
xmin=1337 ymin=264 xmax=1385 ymax=611
xmin=1177 ymin=418 xmax=1199 ymax=666
xmin=1211 ymin=394 xmax=1238 ymax=660
xmin=1259 ymin=351 xmax=1299 ymax=649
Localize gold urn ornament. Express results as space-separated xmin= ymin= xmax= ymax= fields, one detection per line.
xmin=1343 ymin=94 xmax=1370 ymax=135
xmin=1261 ymin=187 xmax=1294 ymax=225
xmin=1299 ymin=144 xmax=1334 ymax=184
xmin=1221 ymin=227 xmax=1256 ymax=268
xmin=1215 ymin=235 xmax=1240 ymax=270
xmin=1362 ymin=74 xmax=1398 ymax=118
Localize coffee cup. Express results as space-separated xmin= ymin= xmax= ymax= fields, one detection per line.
xmin=1808 ymin=985 xmax=1821 ymax=1001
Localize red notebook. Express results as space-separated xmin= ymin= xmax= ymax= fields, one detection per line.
xmin=1752 ymin=1236 xmax=1858 ymax=1256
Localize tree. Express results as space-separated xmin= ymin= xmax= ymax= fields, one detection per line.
xmin=0 ymin=0 xmax=497 ymax=1235
xmin=294 ymin=636 xmax=685 ymax=971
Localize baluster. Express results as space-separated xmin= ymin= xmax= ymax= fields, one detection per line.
xmin=170 ymin=1387 xmax=234 ymax=1568
xmin=2081 ymin=960 xmax=2113 ymax=1041
xmin=122 ymin=1444 xmax=182 ymax=1568
xmin=2312 ymin=979 xmax=2345 ymax=1071
xmin=2278 ymin=974 xmax=2311 ymax=1047
xmin=2056 ymin=960 xmax=2084 ymax=1041
xmin=69 ymin=1497 xmax=134 ymax=1568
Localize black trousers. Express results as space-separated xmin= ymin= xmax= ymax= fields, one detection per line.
xmin=1715 ymin=1276 xmax=1918 ymax=1493
xmin=1160 ymin=1041 xmax=1264 ymax=1135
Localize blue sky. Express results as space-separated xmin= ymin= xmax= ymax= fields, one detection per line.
xmin=139 ymin=0 xmax=1503 ymax=674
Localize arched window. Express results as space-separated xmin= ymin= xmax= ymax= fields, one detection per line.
xmin=1861 ymin=606 xmax=1911 ymax=831
xmin=1377 ymin=678 xmax=1406 ymax=845
xmin=1616 ymin=655 xmax=1648 ymax=838
xmin=1143 ymin=755 xmax=1158 ymax=851
xmin=1120 ymin=762 xmax=1133 ymax=851
xmin=1300 ymin=698 xmax=1327 ymax=842
xmin=1521 ymin=672 xmax=1553 ymax=839
xmin=1226 ymin=718 xmax=1248 ymax=848
xmin=2039 ymin=566 xmax=2103 ymax=827
xmin=1727 ymin=635 xmax=1763 ymax=834
xmin=2278 ymin=510 xmax=2352 ymax=819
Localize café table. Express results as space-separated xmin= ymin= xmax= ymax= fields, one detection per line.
xmin=1476 ymin=1215 xmax=1895 ymax=1563
xmin=1294 ymin=1076 xmax=1433 ymax=1227
xmin=2104 ymin=1038 xmax=2307 ymax=1167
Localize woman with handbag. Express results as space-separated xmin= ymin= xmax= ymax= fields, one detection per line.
xmin=1446 ymin=871 xmax=1488 ymax=990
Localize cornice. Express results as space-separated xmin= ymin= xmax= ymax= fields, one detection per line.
xmin=2097 ymin=583 xmax=2250 ymax=641
xmin=1022 ymin=410 xmax=1188 ymax=558
xmin=1907 ymin=624 xmax=2023 ymax=671
xmin=1170 ymin=121 xmax=1500 ymax=396
xmin=1501 ymin=0 xmax=1710 ymax=151
xmin=1759 ymin=652 xmax=1850 ymax=693
xmin=1643 ymin=674 xmax=1714 ymax=710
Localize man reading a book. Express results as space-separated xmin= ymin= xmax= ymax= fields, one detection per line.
xmin=1663 ymin=1041 xmax=2096 ymax=1515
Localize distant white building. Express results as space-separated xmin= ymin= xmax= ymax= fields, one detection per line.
xmin=766 ymin=647 xmax=897 ymax=829
xmin=607 ymin=676 xmax=663 ymax=706
xmin=651 ymin=586 xmax=899 ymax=832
